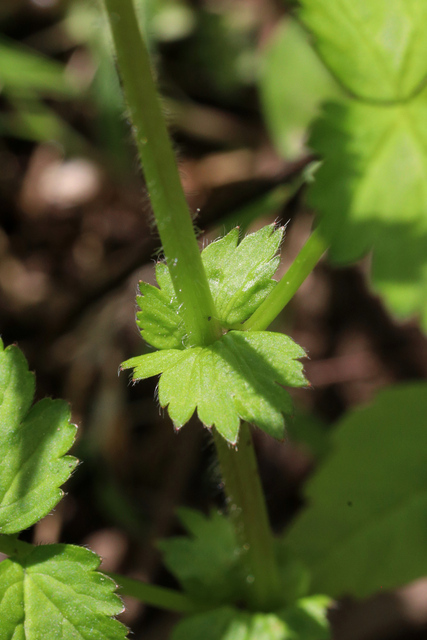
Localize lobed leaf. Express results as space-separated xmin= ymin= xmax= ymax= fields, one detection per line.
xmin=135 ymin=225 xmax=284 ymax=349
xmin=0 ymin=340 xmax=78 ymax=535
xmin=201 ymin=224 xmax=284 ymax=327
xmin=122 ymin=331 xmax=307 ymax=444
xmin=285 ymin=383 xmax=427 ymax=599
xmin=299 ymin=0 xmax=427 ymax=101
xmin=307 ymin=90 xmax=427 ymax=330
xmin=0 ymin=544 xmax=127 ymax=639
xmin=158 ymin=508 xmax=246 ymax=606
xmin=171 ymin=596 xmax=331 ymax=640
xmin=136 ymin=262 xmax=186 ymax=350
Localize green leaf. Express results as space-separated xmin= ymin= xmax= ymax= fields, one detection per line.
xmin=307 ymin=90 xmax=427 ymax=329
xmin=172 ymin=607 xmax=240 ymax=640
xmin=203 ymin=225 xmax=284 ymax=328
xmin=136 ymin=262 xmax=186 ymax=350
xmin=158 ymin=508 xmax=246 ymax=606
xmin=259 ymin=18 xmax=342 ymax=159
xmin=171 ymin=596 xmax=331 ymax=640
xmin=285 ymin=409 xmax=330 ymax=461
xmin=0 ymin=340 xmax=78 ymax=534
xmin=0 ymin=544 xmax=127 ymax=639
xmin=122 ymin=330 xmax=307 ymax=444
xmin=299 ymin=0 xmax=427 ymax=101
xmin=159 ymin=508 xmax=311 ymax=608
xmin=285 ymin=383 xmax=427 ymax=599
xmin=135 ymin=225 xmax=284 ymax=349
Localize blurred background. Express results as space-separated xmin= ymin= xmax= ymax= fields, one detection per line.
xmin=1 ymin=0 xmax=427 ymax=638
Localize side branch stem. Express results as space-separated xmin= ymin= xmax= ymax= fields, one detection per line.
xmin=103 ymin=0 xmax=220 ymax=347
xmin=243 ymin=227 xmax=328 ymax=331
xmin=213 ymin=423 xmax=282 ymax=611
xmin=108 ymin=573 xmax=201 ymax=613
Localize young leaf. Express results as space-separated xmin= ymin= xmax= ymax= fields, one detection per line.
xmin=201 ymin=225 xmax=284 ymax=328
xmin=135 ymin=225 xmax=284 ymax=349
xmin=158 ymin=508 xmax=246 ymax=606
xmin=171 ymin=596 xmax=331 ymax=640
xmin=285 ymin=383 xmax=427 ymax=599
xmin=122 ymin=330 xmax=307 ymax=444
xmin=0 ymin=340 xmax=78 ymax=535
xmin=307 ymin=91 xmax=427 ymax=330
xmin=0 ymin=544 xmax=127 ymax=639
xmin=299 ymin=0 xmax=427 ymax=101
xmin=137 ymin=262 xmax=186 ymax=350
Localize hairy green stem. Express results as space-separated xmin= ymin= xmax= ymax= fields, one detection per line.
xmin=108 ymin=572 xmax=201 ymax=613
xmin=103 ymin=0 xmax=288 ymax=614
xmin=103 ymin=0 xmax=220 ymax=347
xmin=213 ymin=423 xmax=282 ymax=611
xmin=243 ymin=227 xmax=328 ymax=331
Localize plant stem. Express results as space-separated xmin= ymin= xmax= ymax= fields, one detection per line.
xmin=103 ymin=0 xmax=221 ymax=347
xmin=103 ymin=0 xmax=287 ymax=615
xmin=221 ymin=182 xmax=301 ymax=236
xmin=243 ymin=227 xmax=328 ymax=331
xmin=107 ymin=572 xmax=201 ymax=613
xmin=213 ymin=423 xmax=282 ymax=611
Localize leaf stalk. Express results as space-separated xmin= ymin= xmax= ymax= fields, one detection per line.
xmin=243 ymin=227 xmax=328 ymax=331
xmin=108 ymin=572 xmax=202 ymax=613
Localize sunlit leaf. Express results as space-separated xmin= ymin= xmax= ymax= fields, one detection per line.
xmin=0 ymin=544 xmax=127 ymax=639
xmin=122 ymin=330 xmax=307 ymax=444
xmin=136 ymin=262 xmax=186 ymax=350
xmin=0 ymin=340 xmax=78 ymax=534
xmin=299 ymin=0 xmax=427 ymax=101
xmin=136 ymin=226 xmax=285 ymax=349
xmin=202 ymin=225 xmax=283 ymax=328
xmin=307 ymin=89 xmax=427 ymax=329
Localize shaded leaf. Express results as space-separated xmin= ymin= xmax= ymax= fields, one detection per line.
xmin=158 ymin=508 xmax=246 ymax=606
xmin=299 ymin=0 xmax=427 ymax=101
xmin=0 ymin=340 xmax=78 ymax=535
xmin=307 ymin=90 xmax=427 ymax=329
xmin=171 ymin=596 xmax=331 ymax=640
xmin=0 ymin=544 xmax=127 ymax=639
xmin=285 ymin=409 xmax=330 ymax=461
xmin=285 ymin=383 xmax=427 ymax=599
xmin=122 ymin=331 xmax=307 ymax=444
xmin=259 ymin=18 xmax=342 ymax=159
